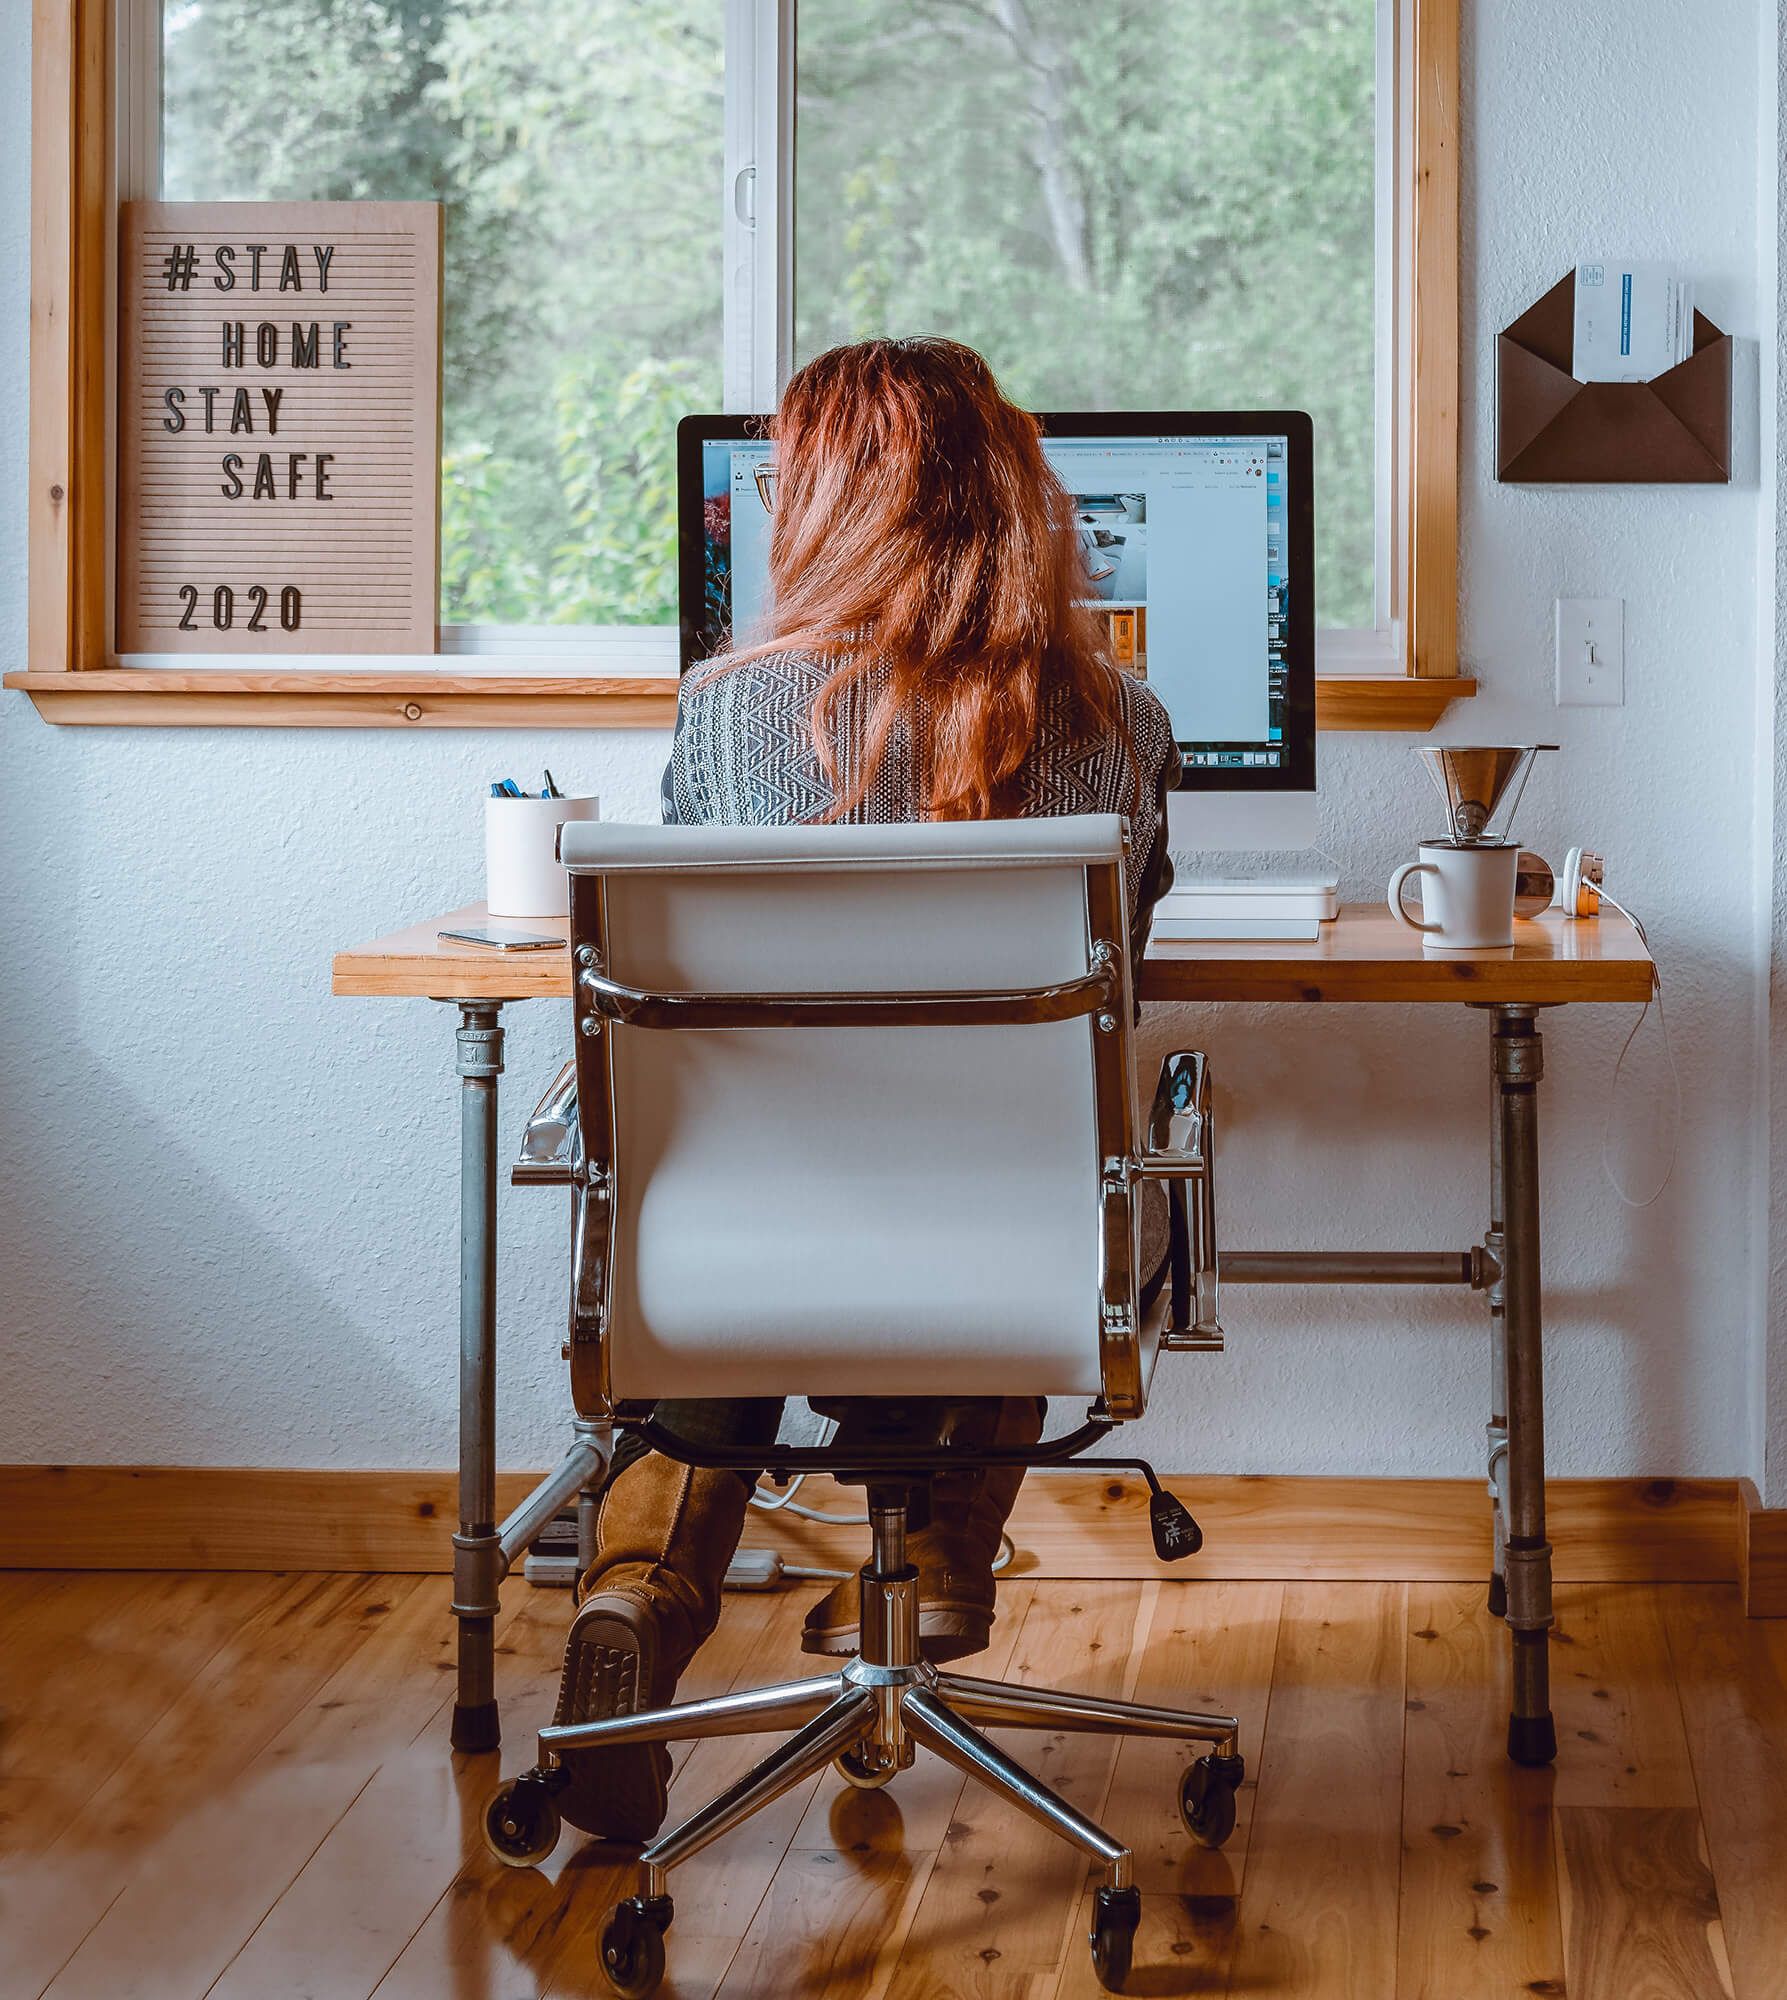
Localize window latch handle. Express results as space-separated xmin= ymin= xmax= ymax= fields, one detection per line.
xmin=733 ymin=163 xmax=757 ymax=229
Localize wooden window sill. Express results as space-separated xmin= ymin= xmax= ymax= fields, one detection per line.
xmin=6 ymin=669 xmax=1475 ymax=732
xmin=1317 ymin=674 xmax=1477 ymax=730
xmin=4 ymin=670 xmax=683 ymax=729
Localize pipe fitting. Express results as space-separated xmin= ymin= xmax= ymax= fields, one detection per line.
xmin=1492 ymin=1033 xmax=1544 ymax=1085
xmin=455 ymin=1021 xmax=505 ymax=1079
xmin=450 ymin=1528 xmax=507 ymax=1616
xmin=1502 ymin=1539 xmax=1554 ymax=1633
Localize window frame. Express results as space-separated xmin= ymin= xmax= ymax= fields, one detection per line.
xmin=12 ymin=0 xmax=1472 ymax=730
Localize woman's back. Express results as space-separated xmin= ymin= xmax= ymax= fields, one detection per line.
xmin=665 ymin=647 xmax=1180 ymax=944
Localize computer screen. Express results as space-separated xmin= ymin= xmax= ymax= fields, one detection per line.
xmin=677 ymin=410 xmax=1313 ymax=793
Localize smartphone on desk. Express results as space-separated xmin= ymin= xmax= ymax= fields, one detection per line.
xmin=438 ymin=923 xmax=564 ymax=951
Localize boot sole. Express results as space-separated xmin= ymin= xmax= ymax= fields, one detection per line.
xmin=552 ymin=1602 xmax=672 ymax=1843
xmin=801 ymin=1605 xmax=993 ymax=1665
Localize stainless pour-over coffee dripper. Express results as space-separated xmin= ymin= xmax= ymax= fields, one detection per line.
xmin=1414 ymin=745 xmax=1557 ymax=847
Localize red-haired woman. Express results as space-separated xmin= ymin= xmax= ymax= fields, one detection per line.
xmin=554 ymin=338 xmax=1179 ymax=1842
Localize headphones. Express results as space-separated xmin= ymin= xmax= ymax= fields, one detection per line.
xmin=1558 ymin=846 xmax=1605 ymax=919
xmin=1512 ymin=846 xmax=1605 ymax=919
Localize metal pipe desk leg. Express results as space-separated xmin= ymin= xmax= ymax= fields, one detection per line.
xmin=1486 ymin=1060 xmax=1510 ymax=1620
xmin=1494 ymin=1005 xmax=1556 ymax=1767
xmin=451 ymin=1000 xmax=505 ymax=1753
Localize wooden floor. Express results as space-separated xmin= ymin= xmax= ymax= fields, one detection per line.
xmin=4 ymin=1572 xmax=1786 ymax=1999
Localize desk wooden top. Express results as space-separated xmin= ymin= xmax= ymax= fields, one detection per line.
xmin=1141 ymin=905 xmax=1653 ymax=1005
xmin=333 ymin=901 xmax=1655 ymax=1007
xmin=333 ymin=905 xmax=574 ymax=1001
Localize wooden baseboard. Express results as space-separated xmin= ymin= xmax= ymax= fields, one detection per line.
xmin=767 ymin=1472 xmax=1738 ymax=1587
xmin=0 ymin=1463 xmax=1744 ymax=1588
xmin=1738 ymin=1478 xmax=1787 ymax=1614
xmin=0 ymin=1465 xmax=547 ymax=1574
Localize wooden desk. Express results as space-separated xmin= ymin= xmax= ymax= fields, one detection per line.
xmin=334 ymin=899 xmax=1655 ymax=1765
xmin=334 ymin=904 xmax=573 ymax=1001
xmin=334 ymin=900 xmax=1656 ymax=1007
xmin=1142 ymin=904 xmax=1653 ymax=1006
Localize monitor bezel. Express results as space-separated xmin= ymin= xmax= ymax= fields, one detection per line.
xmin=676 ymin=407 xmax=1315 ymax=796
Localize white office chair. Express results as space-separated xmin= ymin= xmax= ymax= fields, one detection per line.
xmin=484 ymin=815 xmax=1232 ymax=1997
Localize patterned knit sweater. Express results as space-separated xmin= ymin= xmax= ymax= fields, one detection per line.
xmin=660 ymin=650 xmax=1181 ymax=976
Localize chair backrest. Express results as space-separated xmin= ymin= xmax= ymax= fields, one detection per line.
xmin=560 ymin=816 xmax=1143 ymax=1407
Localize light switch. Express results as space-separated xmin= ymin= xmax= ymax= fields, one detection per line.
xmin=1555 ymin=597 xmax=1624 ymax=706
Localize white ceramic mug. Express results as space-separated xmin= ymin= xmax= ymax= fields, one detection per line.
xmin=1387 ymin=840 xmax=1520 ymax=950
xmin=485 ymin=794 xmax=599 ymax=918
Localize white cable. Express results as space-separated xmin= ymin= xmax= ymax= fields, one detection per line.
xmin=1595 ymin=882 xmax=1646 ymax=948
xmin=747 ymin=1415 xmax=872 ymax=1528
xmin=1594 ymin=886 xmax=1681 ymax=1209
xmin=744 ymin=1411 xmax=1020 ymax=1577
xmin=775 ymin=1494 xmax=876 ymax=1526
xmin=750 ymin=1472 xmax=868 ymax=1527
xmin=745 ymin=1471 xmax=812 ymax=1512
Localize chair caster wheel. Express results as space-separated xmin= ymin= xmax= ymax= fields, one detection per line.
xmin=1180 ymin=1751 xmax=1243 ymax=1849
xmin=1089 ymin=1883 xmax=1140 ymax=1992
xmin=482 ymin=1771 xmax=562 ymax=1868
xmin=599 ymin=1896 xmax=671 ymax=1998
xmin=836 ymin=1744 xmax=898 ymax=1790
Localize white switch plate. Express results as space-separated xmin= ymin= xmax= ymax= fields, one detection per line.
xmin=1555 ymin=597 xmax=1624 ymax=705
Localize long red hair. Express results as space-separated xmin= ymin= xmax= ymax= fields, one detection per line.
xmin=715 ymin=338 xmax=1127 ymax=821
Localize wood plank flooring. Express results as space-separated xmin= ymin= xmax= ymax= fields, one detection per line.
xmin=3 ymin=1571 xmax=1784 ymax=1999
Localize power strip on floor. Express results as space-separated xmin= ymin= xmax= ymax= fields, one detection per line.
xmin=723 ymin=1548 xmax=787 ymax=1591
xmin=521 ymin=1552 xmax=579 ymax=1588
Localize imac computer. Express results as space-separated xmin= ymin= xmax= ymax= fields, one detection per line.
xmin=678 ymin=411 xmax=1325 ymax=933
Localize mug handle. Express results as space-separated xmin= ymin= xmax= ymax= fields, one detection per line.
xmin=1388 ymin=860 xmax=1443 ymax=933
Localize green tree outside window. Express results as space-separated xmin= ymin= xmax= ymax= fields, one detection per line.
xmin=163 ymin=0 xmax=1375 ymax=632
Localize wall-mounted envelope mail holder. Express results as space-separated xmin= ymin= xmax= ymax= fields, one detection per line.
xmin=1497 ymin=272 xmax=1731 ymax=483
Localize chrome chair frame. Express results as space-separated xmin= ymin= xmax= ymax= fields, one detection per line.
xmin=489 ymin=850 xmax=1234 ymax=1997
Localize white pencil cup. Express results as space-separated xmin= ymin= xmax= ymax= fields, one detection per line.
xmin=485 ymin=795 xmax=599 ymax=918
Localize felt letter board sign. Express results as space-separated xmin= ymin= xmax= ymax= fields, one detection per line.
xmin=118 ymin=201 xmax=442 ymax=654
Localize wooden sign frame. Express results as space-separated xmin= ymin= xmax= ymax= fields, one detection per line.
xmin=117 ymin=200 xmax=442 ymax=656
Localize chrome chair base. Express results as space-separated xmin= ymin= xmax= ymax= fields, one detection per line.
xmin=484 ymin=1494 xmax=1244 ymax=1995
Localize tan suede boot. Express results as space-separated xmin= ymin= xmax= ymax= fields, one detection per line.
xmin=552 ymin=1451 xmax=752 ymax=1841
xmin=801 ymin=1397 xmax=1045 ymax=1663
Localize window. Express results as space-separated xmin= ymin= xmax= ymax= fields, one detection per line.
xmin=15 ymin=0 xmax=1468 ymax=727
xmin=159 ymin=0 xmax=725 ymax=639
xmin=796 ymin=0 xmax=1378 ymax=633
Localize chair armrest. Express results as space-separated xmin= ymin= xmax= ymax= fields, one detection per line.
xmin=513 ymin=1058 xmax=581 ymax=1186
xmin=576 ymin=959 xmax=1120 ymax=1032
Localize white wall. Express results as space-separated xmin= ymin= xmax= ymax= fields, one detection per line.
xmin=1763 ymin=0 xmax=1787 ymax=1505
xmin=2 ymin=0 xmax=1782 ymax=1488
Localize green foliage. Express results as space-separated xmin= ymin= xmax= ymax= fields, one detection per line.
xmin=545 ymin=354 xmax=708 ymax=624
xmin=439 ymin=444 xmax=539 ymax=622
xmin=163 ymin=0 xmax=1377 ymax=630
xmin=164 ymin=0 xmax=720 ymax=627
xmin=796 ymin=0 xmax=1378 ymax=627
